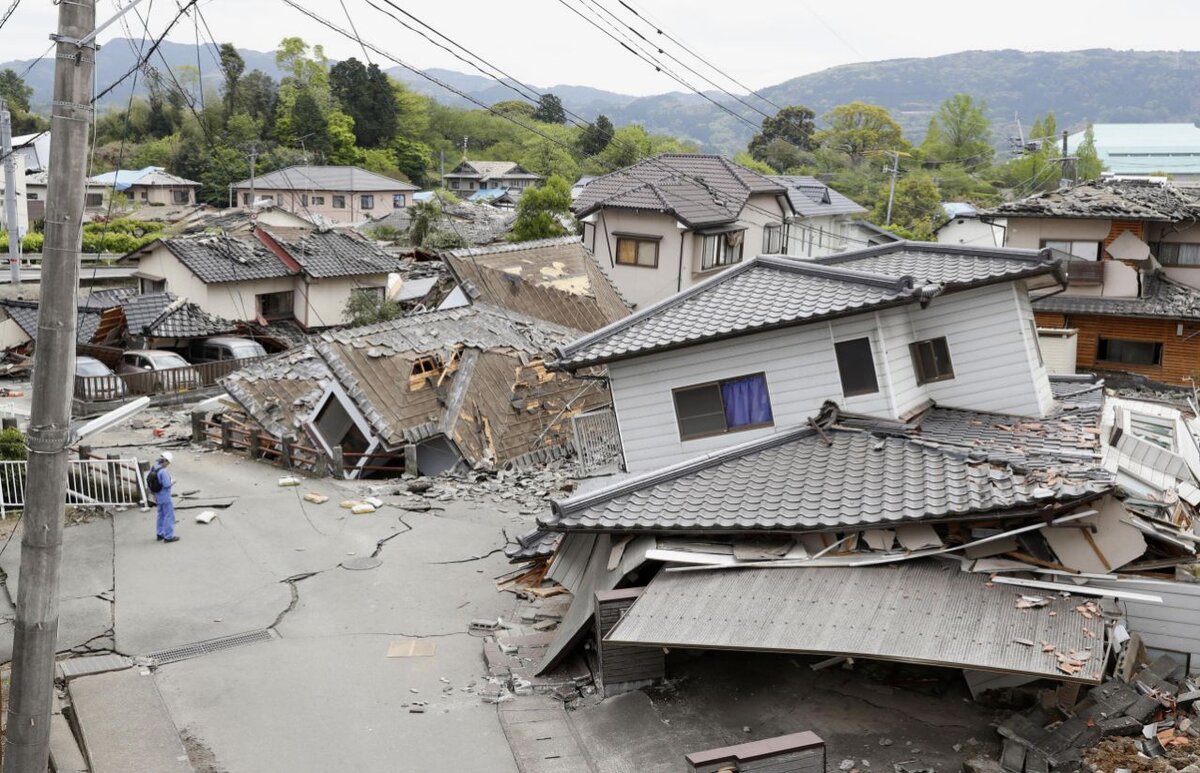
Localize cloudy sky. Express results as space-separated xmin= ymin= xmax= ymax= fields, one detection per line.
xmin=4 ymin=0 xmax=1197 ymax=95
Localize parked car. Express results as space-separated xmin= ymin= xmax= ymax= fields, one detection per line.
xmin=116 ymin=350 xmax=201 ymax=393
xmin=74 ymin=356 xmax=126 ymax=401
xmin=186 ymin=336 xmax=267 ymax=364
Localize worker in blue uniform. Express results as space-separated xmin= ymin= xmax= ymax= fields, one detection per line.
xmin=151 ymin=451 xmax=179 ymax=543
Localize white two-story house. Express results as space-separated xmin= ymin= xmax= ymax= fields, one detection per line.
xmin=574 ymin=154 xmax=794 ymax=310
xmin=552 ymin=241 xmax=1062 ymax=472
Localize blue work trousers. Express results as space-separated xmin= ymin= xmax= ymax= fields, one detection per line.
xmin=156 ymin=495 xmax=176 ymax=539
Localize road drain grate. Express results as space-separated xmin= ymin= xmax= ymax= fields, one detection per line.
xmin=147 ymin=629 xmax=275 ymax=666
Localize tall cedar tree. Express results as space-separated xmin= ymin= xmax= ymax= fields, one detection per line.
xmin=532 ymin=94 xmax=566 ymax=124
xmin=330 ymin=58 xmax=398 ymax=148
xmin=748 ymin=105 xmax=816 ymax=159
xmin=291 ymin=90 xmax=330 ymax=157
xmin=219 ymin=44 xmax=246 ymax=114
xmin=578 ymin=115 xmax=615 ymax=157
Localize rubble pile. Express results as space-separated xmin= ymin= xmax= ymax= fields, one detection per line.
xmin=998 ymin=652 xmax=1200 ymax=772
xmin=383 ymin=464 xmax=578 ymax=518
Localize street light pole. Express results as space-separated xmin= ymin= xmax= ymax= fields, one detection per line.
xmin=4 ymin=0 xmax=95 ymax=769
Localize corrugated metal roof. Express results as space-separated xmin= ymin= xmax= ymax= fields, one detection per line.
xmin=606 ymin=562 xmax=1105 ymax=682
xmin=230 ymin=165 xmax=419 ymax=192
xmin=555 ymin=243 xmax=1061 ymax=369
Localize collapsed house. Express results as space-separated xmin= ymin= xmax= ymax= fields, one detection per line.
xmin=508 ymin=242 xmax=1200 ymax=762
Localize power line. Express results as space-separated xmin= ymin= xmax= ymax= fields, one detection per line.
xmin=0 ymin=0 xmax=21 ymax=32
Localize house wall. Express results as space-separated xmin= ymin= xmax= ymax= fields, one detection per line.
xmin=1088 ymin=577 xmax=1200 ymax=667
xmin=132 ymin=245 xmax=211 ymax=309
xmin=128 ymin=184 xmax=194 ymax=206
xmin=1005 ymin=216 xmax=1146 ymax=298
xmin=785 ymin=215 xmax=862 ymax=258
xmin=0 ymin=317 xmax=29 ymax=349
xmin=1148 ymin=222 xmax=1200 ymax=291
xmin=584 ymin=192 xmax=789 ymax=310
xmin=1034 ymin=311 xmax=1200 ymax=385
xmin=238 ymin=187 xmax=413 ymax=224
xmin=302 ymin=274 xmax=389 ymax=328
xmin=611 ymin=282 xmax=1053 ymax=472
xmin=937 ymin=218 xmax=1005 ymax=248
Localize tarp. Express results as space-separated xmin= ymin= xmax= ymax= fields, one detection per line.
xmin=606 ymin=561 xmax=1107 ymax=683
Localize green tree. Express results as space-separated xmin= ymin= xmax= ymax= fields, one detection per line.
xmin=218 ymin=43 xmax=246 ymax=114
xmin=0 ymin=68 xmax=33 ymax=113
xmin=578 ymin=114 xmax=614 ymax=158
xmin=240 ymin=70 xmax=278 ymax=135
xmin=748 ymin=105 xmax=816 ymax=164
xmin=492 ymin=100 xmax=537 ymax=120
xmin=509 ymin=175 xmax=573 ymax=242
xmin=343 ymin=291 xmax=403 ymax=326
xmin=407 ymin=199 xmax=441 ymax=246
xmin=326 ymin=111 xmax=359 ymax=165
xmin=732 ymin=152 xmax=775 ymax=175
xmin=532 ymin=93 xmax=566 ymax=124
xmin=922 ymin=94 xmax=992 ymax=171
xmin=330 ymin=58 xmax=398 ymax=148
xmin=391 ymin=136 xmax=433 ymax=187
xmin=1075 ymin=124 xmax=1104 ymax=181
xmin=290 ymin=90 xmax=330 ymax=157
xmin=875 ymin=172 xmax=943 ymax=234
xmin=814 ymin=102 xmax=908 ymax=165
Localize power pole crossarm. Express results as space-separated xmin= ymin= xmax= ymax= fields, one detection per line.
xmin=4 ymin=0 xmax=95 ymax=770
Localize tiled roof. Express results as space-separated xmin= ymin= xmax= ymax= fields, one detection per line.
xmin=90 ymin=166 xmax=199 ymax=189
xmin=230 ymin=166 xmax=419 ymax=192
xmin=122 ymin=292 xmax=235 ymax=338
xmin=79 ymin=287 xmax=138 ymax=310
xmin=542 ymin=425 xmax=1097 ymax=533
xmin=222 ymin=346 xmax=331 ymax=440
xmin=0 ymin=301 xmax=104 ymax=343
xmin=573 ymin=154 xmax=787 ymax=228
xmin=556 ymin=243 xmax=1063 ymax=369
xmin=986 ymin=179 xmax=1200 ymax=221
xmin=447 ymin=161 xmax=540 ymax=180
xmin=816 ymin=242 xmax=1061 ymax=290
xmin=444 ymin=237 xmax=631 ymax=331
xmin=319 ymin=303 xmax=577 ymax=354
xmin=1033 ymin=272 xmax=1200 ymax=320
xmin=261 ymin=228 xmax=397 ymax=279
xmin=157 ymin=234 xmax=295 ymax=284
xmin=771 ymin=175 xmax=867 ymax=218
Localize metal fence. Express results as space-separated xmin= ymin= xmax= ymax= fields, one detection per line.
xmin=74 ymin=356 xmax=265 ymax=402
xmin=571 ymin=407 xmax=623 ymax=473
xmin=0 ymin=457 xmax=148 ymax=517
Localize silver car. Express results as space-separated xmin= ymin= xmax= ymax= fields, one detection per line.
xmin=75 ymin=356 xmax=127 ymax=401
xmin=116 ymin=350 xmax=202 ymax=394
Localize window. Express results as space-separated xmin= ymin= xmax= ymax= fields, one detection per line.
xmin=700 ymin=230 xmax=745 ymax=271
xmin=615 ymin=235 xmax=660 ymax=268
xmin=673 ymin=373 xmax=773 ymax=441
xmin=332 ymin=195 xmax=346 ymax=209
xmin=1156 ymin=243 xmax=1200 ymax=267
xmin=243 ymin=193 xmax=253 ymax=206
xmin=256 ymin=291 xmax=295 ymax=321
xmin=300 ymin=194 xmax=309 ymax=207
xmin=27 ymin=193 xmax=39 ymax=201
xmin=1028 ymin=320 xmax=1044 ymax=366
xmin=361 ymin=195 xmax=375 ymax=210
xmin=84 ymin=193 xmax=102 ymax=207
xmin=1041 ymin=240 xmax=1101 ymax=261
xmin=311 ymin=196 xmax=325 ymax=206
xmin=139 ymin=190 xmax=148 ymax=200
xmin=449 ymin=180 xmax=460 ymax=190
xmin=352 ymin=286 xmax=385 ymax=302
xmin=393 ymin=194 xmax=406 ymax=208
xmin=834 ymin=337 xmax=879 ymax=397
xmin=1097 ymin=338 xmax=1162 ymax=366
xmin=172 ymin=189 xmax=190 ymax=205
xmin=910 ymin=337 xmax=955 ymax=384
xmin=762 ymin=223 xmax=786 ymax=255
xmin=140 ymin=278 xmax=166 ymax=294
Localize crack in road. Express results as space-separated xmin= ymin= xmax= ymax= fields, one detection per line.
xmin=429 ymin=547 xmax=504 ymax=565
xmin=370 ymin=515 xmax=413 ymax=559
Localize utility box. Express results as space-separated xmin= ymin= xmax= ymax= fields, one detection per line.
xmin=594 ymin=587 xmax=663 ymax=698
xmin=685 ymin=731 xmax=826 ymax=773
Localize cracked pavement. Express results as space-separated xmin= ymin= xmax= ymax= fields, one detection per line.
xmin=2 ymin=435 xmax=523 ymax=772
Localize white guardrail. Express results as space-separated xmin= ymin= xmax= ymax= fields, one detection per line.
xmin=0 ymin=458 xmax=148 ymax=517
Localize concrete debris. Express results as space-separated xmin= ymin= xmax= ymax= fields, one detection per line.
xmin=277 ymin=476 xmax=300 ymax=487
xmin=302 ymin=492 xmax=329 ymax=504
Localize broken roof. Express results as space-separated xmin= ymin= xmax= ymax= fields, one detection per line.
xmin=0 ymin=300 xmax=105 ymax=344
xmin=260 ymin=228 xmax=396 ymax=279
xmin=223 ymin=345 xmax=331 ymax=440
xmin=122 ymin=292 xmax=236 ymax=339
xmin=230 ymin=165 xmax=419 ymax=192
xmin=771 ymin=175 xmax=867 ymax=218
xmin=605 ymin=561 xmax=1104 ymax=683
xmin=444 ymin=237 xmax=631 ymax=331
xmin=573 ymin=153 xmax=788 ymax=228
xmin=555 ymin=243 xmax=1062 ymax=369
xmin=986 ymin=179 xmax=1200 ymax=221
xmin=151 ymin=234 xmax=295 ymax=283
xmin=1032 ymin=271 xmax=1200 ymax=321
xmin=447 ymin=160 xmax=540 ymax=180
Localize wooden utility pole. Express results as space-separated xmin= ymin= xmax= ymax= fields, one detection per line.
xmin=884 ymin=151 xmax=901 ymax=226
xmin=4 ymin=0 xmax=94 ymax=768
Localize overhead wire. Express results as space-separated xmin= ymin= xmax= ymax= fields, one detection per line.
xmin=0 ymin=0 xmax=20 ymax=33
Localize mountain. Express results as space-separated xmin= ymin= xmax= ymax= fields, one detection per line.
xmin=5 ymin=43 xmax=1200 ymax=154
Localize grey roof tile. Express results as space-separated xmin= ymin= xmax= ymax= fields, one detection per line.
xmin=573 ymin=153 xmax=786 ymax=228
xmin=1 ymin=300 xmax=104 ymax=343
xmin=122 ymin=292 xmax=235 ymax=338
xmin=771 ymin=175 xmax=867 ymax=218
xmin=222 ymin=345 xmax=331 ymax=440
xmin=986 ymin=179 xmax=1200 ymax=221
xmin=555 ymin=243 xmax=1061 ymax=369
xmin=159 ymin=234 xmax=294 ymax=284
xmin=1033 ymin=271 xmax=1200 ymax=320
xmin=231 ymin=165 xmax=419 ymax=192
xmin=261 ymin=228 xmax=397 ymax=279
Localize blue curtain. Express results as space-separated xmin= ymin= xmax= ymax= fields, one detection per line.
xmin=721 ymin=375 xmax=773 ymax=428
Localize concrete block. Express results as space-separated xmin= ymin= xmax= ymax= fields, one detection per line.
xmin=1125 ymin=695 xmax=1161 ymax=723
xmin=1098 ymin=716 xmax=1142 ymax=737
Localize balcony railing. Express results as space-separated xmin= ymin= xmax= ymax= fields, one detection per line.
xmin=74 ymin=356 xmax=265 ymax=402
xmin=1063 ymin=258 xmax=1104 ymax=286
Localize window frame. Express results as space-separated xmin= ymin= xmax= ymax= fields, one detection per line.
xmin=1156 ymin=242 xmax=1200 ymax=267
xmin=83 ymin=193 xmax=102 ymax=207
xmin=311 ymin=195 xmax=326 ymax=206
xmin=671 ymin=372 xmax=774 ymax=442
xmin=1096 ymin=337 xmax=1163 ymax=367
xmin=393 ymin=194 xmax=406 ymax=208
xmin=255 ymin=290 xmax=295 ymax=321
xmin=909 ymin=336 xmax=955 ymax=385
xmin=700 ymin=229 xmax=746 ymax=271
xmin=762 ymin=223 xmax=786 ymax=255
xmin=360 ymin=194 xmax=375 ymax=210
xmin=351 ymin=286 xmax=386 ymax=302
xmin=834 ymin=337 xmax=881 ymax=397
xmin=332 ymin=195 xmax=346 ymax=209
xmin=172 ymin=189 xmax=190 ymax=205
xmin=1040 ymin=239 xmax=1102 ymax=261
xmin=613 ymin=233 xmax=661 ymax=268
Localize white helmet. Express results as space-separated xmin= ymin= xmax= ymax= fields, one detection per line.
xmin=159 ymin=451 xmax=174 ymax=464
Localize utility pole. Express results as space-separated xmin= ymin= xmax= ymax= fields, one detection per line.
xmin=0 ymin=101 xmax=19 ymax=285
xmin=5 ymin=0 xmax=94 ymax=769
xmin=884 ymin=151 xmax=901 ymax=226
xmin=1059 ymin=130 xmax=1076 ymax=188
xmin=248 ymin=145 xmax=258 ymax=208
xmin=462 ymin=136 xmax=468 ymax=158
xmin=440 ymin=149 xmax=445 ymax=189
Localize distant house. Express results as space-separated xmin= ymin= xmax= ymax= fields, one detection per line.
xmin=11 ymin=133 xmax=50 ymax=174
xmin=230 ymin=166 xmax=420 ymax=225
xmin=119 ymin=226 xmax=397 ymax=330
xmin=90 ymin=166 xmax=201 ymax=206
xmin=986 ymin=178 xmax=1200 ymax=384
xmin=443 ymin=160 xmax=542 ymax=194
xmin=23 ymin=171 xmax=108 ymax=221
xmin=936 ymin=202 xmax=1005 ymax=248
xmin=1066 ymin=123 xmax=1200 ymax=183
xmin=574 ymin=154 xmax=793 ymax=309
xmin=770 ymin=175 xmax=867 ymax=257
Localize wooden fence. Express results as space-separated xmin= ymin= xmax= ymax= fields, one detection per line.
xmin=74 ymin=356 xmax=265 ymax=402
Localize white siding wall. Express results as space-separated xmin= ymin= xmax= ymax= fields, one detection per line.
xmin=610 ymin=283 xmax=1056 ymax=472
xmin=1090 ymin=578 xmax=1200 ymax=669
